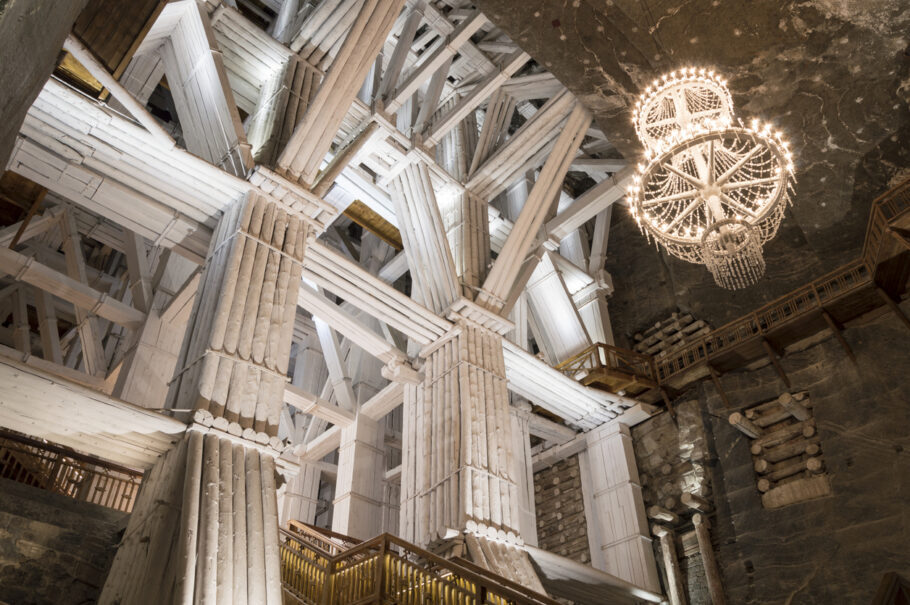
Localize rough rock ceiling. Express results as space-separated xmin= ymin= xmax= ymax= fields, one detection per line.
xmin=477 ymin=0 xmax=910 ymax=326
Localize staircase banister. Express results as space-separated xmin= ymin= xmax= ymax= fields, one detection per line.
xmin=278 ymin=527 xmax=338 ymax=561
xmin=379 ymin=534 xmax=560 ymax=605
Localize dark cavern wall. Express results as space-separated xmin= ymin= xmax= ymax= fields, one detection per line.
xmin=629 ymin=298 xmax=910 ymax=604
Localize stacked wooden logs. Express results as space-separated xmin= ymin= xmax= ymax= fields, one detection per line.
xmin=400 ymin=322 xmax=521 ymax=550
xmin=99 ymin=431 xmax=282 ymax=604
xmin=169 ymin=193 xmax=306 ymax=437
xmin=634 ymin=312 xmax=711 ymax=359
xmin=729 ymin=392 xmax=831 ymax=507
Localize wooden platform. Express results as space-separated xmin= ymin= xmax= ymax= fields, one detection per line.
xmin=657 ymin=178 xmax=910 ymax=393
xmin=562 ymin=178 xmax=910 ymax=403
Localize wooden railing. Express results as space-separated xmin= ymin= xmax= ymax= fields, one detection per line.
xmin=280 ymin=523 xmax=561 ymax=605
xmin=652 ymin=178 xmax=910 ymax=383
xmin=0 ymin=429 xmax=143 ymax=513
xmin=555 ymin=342 xmax=657 ymax=385
xmin=862 ymin=178 xmax=910 ymax=273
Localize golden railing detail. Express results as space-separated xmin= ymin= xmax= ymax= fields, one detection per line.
xmin=0 ymin=429 xmax=143 ymax=513
xmin=555 ymin=342 xmax=657 ymax=386
xmin=280 ymin=523 xmax=560 ymax=605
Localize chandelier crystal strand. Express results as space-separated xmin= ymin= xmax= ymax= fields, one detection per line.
xmin=627 ymin=68 xmax=796 ymax=289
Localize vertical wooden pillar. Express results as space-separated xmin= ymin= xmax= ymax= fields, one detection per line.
xmin=653 ymin=524 xmax=688 ymax=605
xmin=168 ymin=192 xmax=306 ymax=437
xmin=400 ymin=320 xmax=545 ymax=590
xmin=332 ymin=413 xmax=385 ymax=540
xmin=102 ymin=194 xmax=306 ymax=604
xmin=693 ymin=514 xmax=726 ymax=605
xmin=509 ymin=401 xmax=538 ymax=546
xmin=581 ymin=422 xmax=662 ymax=593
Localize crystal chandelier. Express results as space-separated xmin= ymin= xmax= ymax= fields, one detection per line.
xmin=627 ymin=67 xmax=795 ymax=289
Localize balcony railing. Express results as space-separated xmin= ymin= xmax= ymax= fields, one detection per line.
xmin=280 ymin=523 xmax=560 ymax=605
xmin=0 ymin=429 xmax=143 ymax=513
xmin=555 ymin=342 xmax=658 ymax=388
xmin=557 ymin=178 xmax=909 ymax=389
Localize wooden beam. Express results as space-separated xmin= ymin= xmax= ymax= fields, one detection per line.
xmin=8 ymin=190 xmax=47 ymax=249
xmin=424 ymin=50 xmax=530 ymax=145
xmin=360 ymin=381 xmax=404 ymax=420
xmin=314 ymin=317 xmax=357 ymax=411
xmin=546 ymin=166 xmax=635 ymax=241
xmin=33 ymin=288 xmax=62 ymax=364
xmin=62 ymin=35 xmax=176 ymax=147
xmin=294 ymin=425 xmax=341 ymax=460
xmin=283 ymin=383 xmax=355 ymax=426
xmin=385 ymin=11 xmax=488 ymax=114
xmin=477 ymin=101 xmax=591 ymax=313
xmin=762 ymin=339 xmax=790 ymax=388
xmin=876 ymin=287 xmax=910 ymax=333
xmin=707 ymin=365 xmax=731 ymax=409
xmin=821 ymin=310 xmax=856 ymax=365
xmin=297 ymin=282 xmax=409 ymax=366
xmin=0 ymin=246 xmax=146 ymax=330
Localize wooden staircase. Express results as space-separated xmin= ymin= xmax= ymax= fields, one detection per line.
xmin=279 ymin=521 xmax=561 ymax=605
xmin=560 ymin=178 xmax=910 ymax=405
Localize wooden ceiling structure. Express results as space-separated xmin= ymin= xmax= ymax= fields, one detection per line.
xmin=0 ymin=0 xmax=667 ymax=598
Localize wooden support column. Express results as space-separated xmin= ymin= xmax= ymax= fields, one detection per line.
xmin=10 ymin=288 xmax=29 ymax=354
xmin=332 ymin=412 xmax=385 ymax=540
xmin=33 ymin=288 xmax=62 ymax=364
xmin=278 ymin=0 xmax=406 ymax=185
xmin=692 ymin=514 xmax=726 ymax=605
xmin=112 ymin=253 xmax=199 ymax=409
xmin=762 ymin=339 xmax=790 ymax=388
xmin=139 ymin=1 xmax=252 ymax=176
xmin=581 ymin=422 xmax=661 ymax=593
xmin=124 ymin=231 xmax=154 ymax=314
xmin=389 ymin=160 xmax=460 ymax=313
xmin=99 ymin=430 xmax=283 ymax=605
xmin=400 ymin=320 xmax=545 ymax=591
xmin=103 ymin=193 xmax=305 ymax=604
xmin=509 ymin=401 xmax=538 ymax=546
xmin=652 ymin=524 xmax=688 ymax=605
xmin=168 ymin=192 xmax=306 ymax=437
xmin=876 ymin=287 xmax=910 ymax=333
xmin=280 ymin=461 xmax=322 ymax=526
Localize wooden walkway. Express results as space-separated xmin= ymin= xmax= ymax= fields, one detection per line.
xmin=560 ymin=178 xmax=910 ymax=404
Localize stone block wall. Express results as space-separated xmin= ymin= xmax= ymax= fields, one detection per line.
xmin=533 ymin=454 xmax=591 ymax=565
xmin=0 ymin=478 xmax=127 ymax=605
xmin=632 ymin=399 xmax=713 ymax=515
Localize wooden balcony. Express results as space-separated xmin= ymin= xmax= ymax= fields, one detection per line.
xmin=0 ymin=428 xmax=144 ymax=513
xmin=560 ymin=178 xmax=910 ymax=404
xmin=555 ymin=343 xmax=660 ymax=400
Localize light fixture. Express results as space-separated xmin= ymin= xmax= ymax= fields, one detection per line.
xmin=627 ymin=68 xmax=796 ymax=289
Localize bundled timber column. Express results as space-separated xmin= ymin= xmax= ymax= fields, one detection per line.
xmin=100 ymin=192 xmax=307 ymax=605
xmin=442 ymin=190 xmax=492 ymax=297
xmin=400 ymin=320 xmax=546 ymax=592
xmin=582 ymin=422 xmax=661 ymax=593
